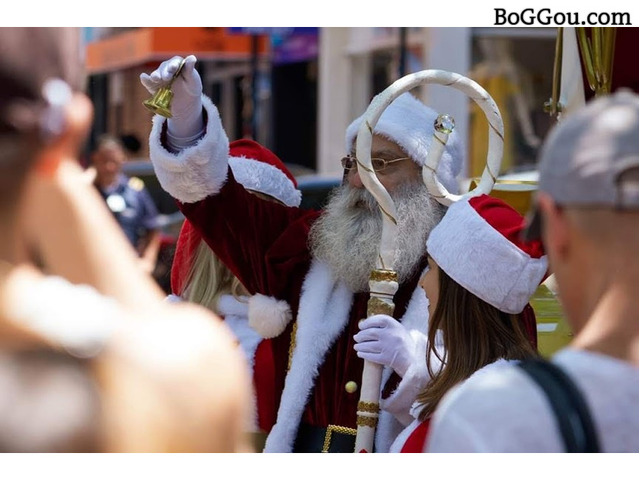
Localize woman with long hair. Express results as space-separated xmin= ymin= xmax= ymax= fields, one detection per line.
xmin=355 ymin=194 xmax=547 ymax=452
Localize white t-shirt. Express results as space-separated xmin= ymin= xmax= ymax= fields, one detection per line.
xmin=6 ymin=275 xmax=122 ymax=358
xmin=388 ymin=358 xmax=515 ymax=453
xmin=426 ymin=348 xmax=639 ymax=452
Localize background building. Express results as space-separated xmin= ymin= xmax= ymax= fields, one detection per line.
xmin=84 ymin=27 xmax=638 ymax=182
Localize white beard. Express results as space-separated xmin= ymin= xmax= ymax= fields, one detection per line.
xmin=309 ymin=181 xmax=445 ymax=292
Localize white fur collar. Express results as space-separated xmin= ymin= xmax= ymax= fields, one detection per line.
xmin=263 ymin=260 xmax=429 ymax=453
xmin=263 ymin=260 xmax=352 ymax=452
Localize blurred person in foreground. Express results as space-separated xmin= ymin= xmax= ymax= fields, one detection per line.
xmin=91 ymin=134 xmax=161 ymax=274
xmin=426 ymin=91 xmax=639 ymax=453
xmin=0 ymin=27 xmax=251 ymax=453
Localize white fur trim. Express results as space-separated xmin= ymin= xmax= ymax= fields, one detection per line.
xmin=263 ymin=260 xmax=353 ymax=452
xmin=345 ymin=92 xmax=464 ymax=194
xmin=164 ymin=293 xmax=182 ymax=303
xmin=263 ymin=260 xmax=434 ymax=453
xmin=148 ymin=95 xmax=230 ymax=204
xmin=217 ymin=295 xmax=262 ymax=368
xmin=427 ymin=199 xmax=548 ymax=314
xmin=248 ymin=294 xmax=293 ymax=339
xmin=229 ymin=157 xmax=302 ymax=208
xmin=216 ymin=294 xmax=260 ymax=431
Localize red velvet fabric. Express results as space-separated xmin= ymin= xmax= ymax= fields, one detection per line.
xmin=253 ymin=339 xmax=278 ymax=432
xmin=170 ymin=219 xmax=200 ymax=296
xmin=178 ymin=141 xmax=428 ymax=431
xmin=468 ymin=195 xmax=545 ymax=261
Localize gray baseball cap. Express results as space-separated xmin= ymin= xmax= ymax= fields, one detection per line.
xmin=524 ymin=90 xmax=639 ymax=241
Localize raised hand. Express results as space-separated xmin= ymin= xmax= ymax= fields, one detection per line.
xmin=140 ymin=55 xmax=204 ymax=139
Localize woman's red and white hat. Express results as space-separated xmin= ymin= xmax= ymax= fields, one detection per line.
xmin=426 ymin=194 xmax=548 ymax=314
xmin=228 ymin=139 xmax=302 ymax=208
xmin=171 ymin=140 xmax=301 ymax=296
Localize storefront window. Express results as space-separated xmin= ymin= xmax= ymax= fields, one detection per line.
xmin=468 ymin=32 xmax=556 ymax=177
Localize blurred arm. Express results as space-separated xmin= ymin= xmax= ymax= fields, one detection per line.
xmin=21 ymin=152 xmax=165 ymax=314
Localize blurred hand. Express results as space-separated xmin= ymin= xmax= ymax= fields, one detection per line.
xmin=353 ymin=314 xmax=417 ymax=377
xmin=140 ymin=55 xmax=204 ymax=139
xmin=81 ymin=166 xmax=97 ymax=185
xmin=137 ymin=257 xmax=155 ymax=275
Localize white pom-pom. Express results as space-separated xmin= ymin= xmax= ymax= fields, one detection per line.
xmin=248 ymin=293 xmax=293 ymax=339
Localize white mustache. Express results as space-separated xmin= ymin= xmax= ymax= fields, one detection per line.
xmin=310 ymin=182 xmax=444 ymax=292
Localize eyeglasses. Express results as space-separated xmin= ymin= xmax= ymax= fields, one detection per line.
xmin=340 ymin=154 xmax=412 ymax=173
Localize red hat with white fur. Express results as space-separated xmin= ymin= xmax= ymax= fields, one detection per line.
xmin=426 ymin=194 xmax=547 ymax=314
xmin=171 ymin=139 xmax=301 ymax=295
xmin=228 ymin=139 xmax=302 ymax=208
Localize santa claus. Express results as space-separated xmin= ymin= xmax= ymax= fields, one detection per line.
xmin=141 ymin=54 xmax=467 ymax=452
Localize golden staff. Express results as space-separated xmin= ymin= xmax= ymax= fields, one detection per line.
xmin=545 ymin=27 xmax=565 ymax=118
xmin=353 ymin=70 xmax=504 ymax=452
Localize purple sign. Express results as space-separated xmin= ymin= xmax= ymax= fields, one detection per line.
xmin=271 ymin=31 xmax=319 ymax=65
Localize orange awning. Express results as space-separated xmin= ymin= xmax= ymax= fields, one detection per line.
xmin=86 ymin=27 xmax=268 ymax=74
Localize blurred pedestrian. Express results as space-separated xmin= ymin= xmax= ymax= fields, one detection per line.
xmin=354 ymin=195 xmax=545 ymax=452
xmin=91 ymin=134 xmax=161 ymax=274
xmin=426 ymin=91 xmax=639 ymax=453
xmin=0 ymin=27 xmax=252 ymax=453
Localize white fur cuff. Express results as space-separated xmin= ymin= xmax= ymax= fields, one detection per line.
xmin=148 ymin=95 xmax=230 ymax=204
xmin=427 ymin=200 xmax=547 ymax=314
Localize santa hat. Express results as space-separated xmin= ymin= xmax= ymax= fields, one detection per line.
xmin=171 ymin=140 xmax=301 ymax=295
xmin=228 ymin=139 xmax=302 ymax=208
xmin=170 ymin=140 xmax=296 ymax=337
xmin=345 ymin=92 xmax=464 ymax=194
xmin=426 ymin=195 xmax=547 ymax=314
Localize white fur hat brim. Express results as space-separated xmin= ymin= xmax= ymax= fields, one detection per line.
xmin=229 ymin=156 xmax=302 ymax=208
xmin=426 ymin=199 xmax=548 ymax=314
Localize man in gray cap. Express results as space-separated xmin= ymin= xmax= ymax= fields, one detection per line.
xmin=423 ymin=90 xmax=639 ymax=453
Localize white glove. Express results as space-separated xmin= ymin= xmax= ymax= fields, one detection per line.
xmin=353 ymin=314 xmax=417 ymax=377
xmin=140 ymin=55 xmax=204 ymax=141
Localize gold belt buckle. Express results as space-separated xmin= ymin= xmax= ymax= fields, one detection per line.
xmin=322 ymin=424 xmax=357 ymax=453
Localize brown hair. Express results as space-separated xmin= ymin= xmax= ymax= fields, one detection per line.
xmin=0 ymin=28 xmax=85 ymax=208
xmin=94 ymin=133 xmax=125 ymax=152
xmin=416 ymin=266 xmax=537 ymax=421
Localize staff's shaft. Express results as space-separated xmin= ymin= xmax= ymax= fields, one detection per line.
xmin=354 ymin=271 xmax=398 ymax=452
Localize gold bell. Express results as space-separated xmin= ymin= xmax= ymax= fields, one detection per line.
xmin=142 ymin=58 xmax=186 ymax=118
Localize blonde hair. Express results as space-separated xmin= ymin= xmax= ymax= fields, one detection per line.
xmin=181 ymin=240 xmax=247 ymax=313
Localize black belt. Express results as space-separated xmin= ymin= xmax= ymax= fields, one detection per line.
xmin=293 ymin=423 xmax=357 ymax=453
